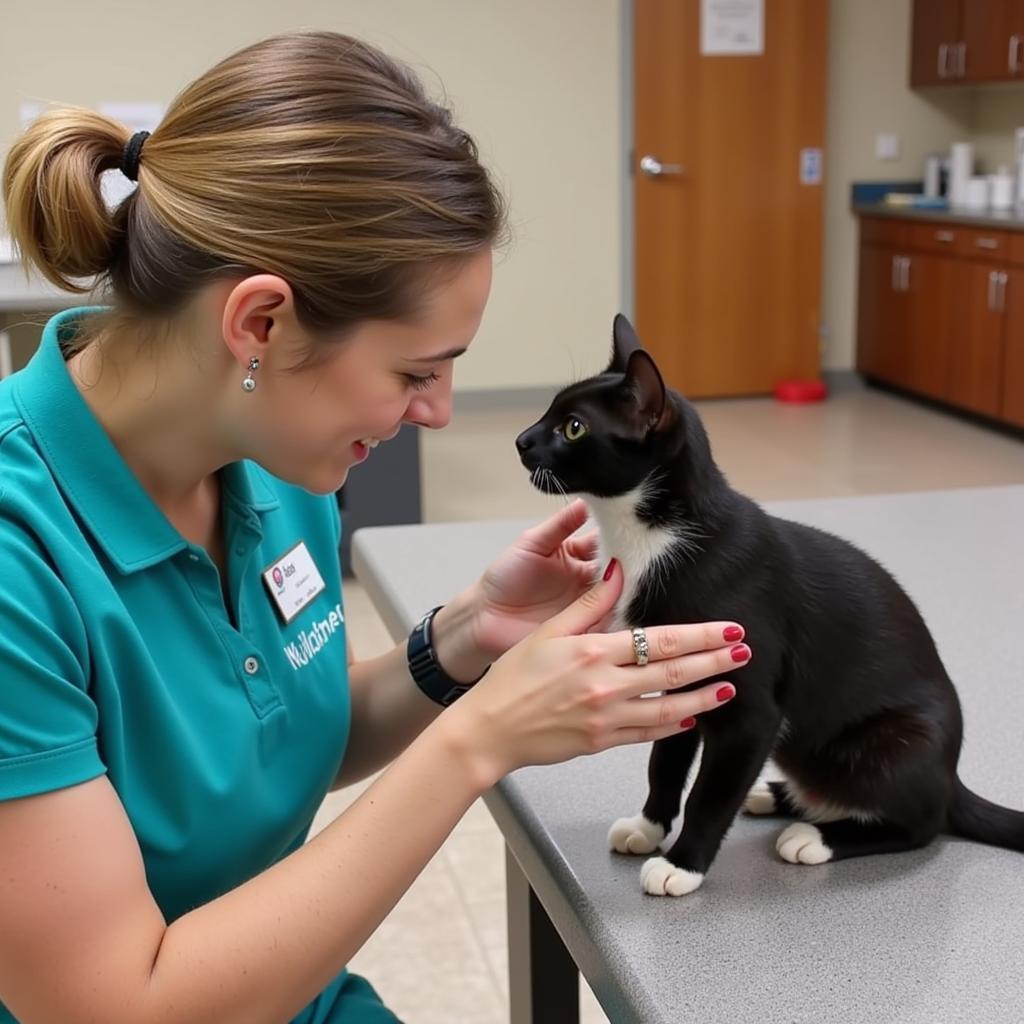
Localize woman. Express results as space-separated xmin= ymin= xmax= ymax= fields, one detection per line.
xmin=0 ymin=31 xmax=744 ymax=1024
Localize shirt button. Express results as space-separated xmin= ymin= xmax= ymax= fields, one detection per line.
xmin=243 ymin=656 xmax=260 ymax=675
xmin=188 ymin=553 xmax=200 ymax=563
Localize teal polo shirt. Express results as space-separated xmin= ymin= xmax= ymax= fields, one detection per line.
xmin=0 ymin=308 xmax=398 ymax=1023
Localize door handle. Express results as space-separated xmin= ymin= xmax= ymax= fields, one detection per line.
xmin=1010 ymin=35 xmax=1021 ymax=75
xmin=639 ymin=154 xmax=685 ymax=177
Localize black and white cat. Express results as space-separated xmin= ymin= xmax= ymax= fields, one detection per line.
xmin=515 ymin=314 xmax=1023 ymax=897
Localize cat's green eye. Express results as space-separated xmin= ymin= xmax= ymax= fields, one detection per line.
xmin=563 ymin=416 xmax=588 ymax=442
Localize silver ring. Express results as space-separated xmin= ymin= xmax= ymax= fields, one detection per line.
xmin=631 ymin=627 xmax=650 ymax=667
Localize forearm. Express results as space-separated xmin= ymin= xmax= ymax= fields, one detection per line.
xmin=144 ymin=716 xmax=492 ymax=1024
xmin=336 ymin=588 xmax=491 ymax=786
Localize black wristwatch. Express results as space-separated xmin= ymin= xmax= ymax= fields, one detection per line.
xmin=407 ymin=605 xmax=488 ymax=707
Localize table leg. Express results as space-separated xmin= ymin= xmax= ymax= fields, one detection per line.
xmin=505 ymin=844 xmax=579 ymax=1024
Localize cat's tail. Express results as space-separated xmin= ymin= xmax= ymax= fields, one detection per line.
xmin=947 ymin=777 xmax=1024 ymax=852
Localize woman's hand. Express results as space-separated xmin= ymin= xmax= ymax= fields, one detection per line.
xmin=432 ymin=500 xmax=601 ymax=681
xmin=436 ymin=561 xmax=748 ymax=787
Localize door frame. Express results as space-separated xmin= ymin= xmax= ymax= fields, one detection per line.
xmin=619 ymin=0 xmax=636 ymax=322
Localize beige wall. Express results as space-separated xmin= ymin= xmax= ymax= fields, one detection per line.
xmin=1 ymin=0 xmax=622 ymax=392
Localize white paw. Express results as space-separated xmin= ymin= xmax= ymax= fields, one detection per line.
xmin=608 ymin=813 xmax=666 ymax=855
xmin=776 ymin=822 xmax=833 ymax=865
xmin=744 ymin=782 xmax=777 ymax=815
xmin=640 ymin=856 xmax=705 ymax=897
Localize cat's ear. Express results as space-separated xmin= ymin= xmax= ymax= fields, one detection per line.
xmin=607 ymin=313 xmax=642 ymax=373
xmin=624 ymin=349 xmax=676 ymax=433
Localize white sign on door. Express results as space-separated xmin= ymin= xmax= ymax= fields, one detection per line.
xmin=701 ymin=0 xmax=764 ymax=56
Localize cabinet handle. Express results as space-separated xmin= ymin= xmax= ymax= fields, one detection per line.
xmin=998 ymin=271 xmax=1009 ymax=313
xmin=975 ymin=237 xmax=999 ymax=250
xmin=901 ymin=256 xmax=911 ymax=292
xmin=957 ymin=41 xmax=967 ymax=77
xmin=988 ymin=270 xmax=1000 ymax=311
xmin=1011 ymin=35 xmax=1022 ymax=75
xmin=935 ymin=230 xmax=955 ymax=243
xmin=892 ymin=255 xmax=901 ymax=291
xmin=938 ymin=43 xmax=949 ymax=78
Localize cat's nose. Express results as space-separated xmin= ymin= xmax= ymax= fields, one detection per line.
xmin=514 ymin=430 xmax=534 ymax=455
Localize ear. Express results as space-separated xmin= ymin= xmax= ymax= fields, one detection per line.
xmin=624 ymin=349 xmax=676 ymax=433
xmin=606 ymin=313 xmax=643 ymax=373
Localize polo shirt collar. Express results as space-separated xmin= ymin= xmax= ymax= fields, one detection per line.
xmin=13 ymin=306 xmax=280 ymax=574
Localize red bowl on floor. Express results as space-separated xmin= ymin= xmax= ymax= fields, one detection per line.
xmin=774 ymin=378 xmax=828 ymax=403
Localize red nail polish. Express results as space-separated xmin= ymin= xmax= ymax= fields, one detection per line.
xmin=730 ymin=644 xmax=750 ymax=663
xmin=603 ymin=558 xmax=618 ymax=581
xmin=716 ymin=685 xmax=735 ymax=702
xmin=723 ymin=626 xmax=743 ymax=642
xmin=679 ymin=717 xmax=697 ymax=730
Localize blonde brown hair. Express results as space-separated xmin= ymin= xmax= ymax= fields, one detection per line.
xmin=3 ymin=31 xmax=506 ymax=340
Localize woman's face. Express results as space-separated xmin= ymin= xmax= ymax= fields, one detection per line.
xmin=238 ymin=249 xmax=493 ymax=494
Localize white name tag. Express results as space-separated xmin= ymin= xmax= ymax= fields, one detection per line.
xmin=262 ymin=540 xmax=326 ymax=623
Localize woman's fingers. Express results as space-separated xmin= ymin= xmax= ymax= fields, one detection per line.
xmin=609 ymin=681 xmax=735 ymax=746
xmin=563 ymin=530 xmax=600 ymax=563
xmin=518 ymin=499 xmax=589 ymax=556
xmin=599 ymin=621 xmax=747 ymax=669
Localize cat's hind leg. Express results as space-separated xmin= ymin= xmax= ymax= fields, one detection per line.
xmin=743 ymin=780 xmax=802 ymax=817
xmin=775 ymin=816 xmax=941 ymax=864
xmin=609 ymin=727 xmax=700 ymax=856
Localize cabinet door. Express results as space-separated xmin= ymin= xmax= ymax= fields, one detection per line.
xmin=910 ymin=0 xmax=962 ymax=85
xmin=962 ymin=0 xmax=1019 ymax=81
xmin=1002 ymin=269 xmax=1024 ymax=427
xmin=1011 ymin=0 xmax=1024 ymax=78
xmin=949 ymin=263 xmax=1006 ymax=417
xmin=904 ymin=253 xmax=957 ymax=402
xmin=857 ymin=246 xmax=906 ymax=384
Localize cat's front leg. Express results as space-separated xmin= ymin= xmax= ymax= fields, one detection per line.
xmin=609 ymin=727 xmax=701 ymax=856
xmin=642 ymin=725 xmax=778 ymax=897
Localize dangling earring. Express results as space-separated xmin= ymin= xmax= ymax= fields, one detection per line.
xmin=241 ymin=357 xmax=260 ymax=392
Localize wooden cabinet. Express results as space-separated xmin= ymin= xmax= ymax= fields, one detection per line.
xmin=911 ymin=0 xmax=1024 ymax=86
xmin=1003 ymin=269 xmax=1024 ymax=427
xmin=911 ymin=0 xmax=963 ymax=85
xmin=857 ymin=216 xmax=1024 ymax=430
xmin=949 ymin=263 xmax=1006 ymax=416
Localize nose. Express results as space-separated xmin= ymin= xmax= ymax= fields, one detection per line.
xmin=405 ymin=379 xmax=454 ymax=431
xmin=514 ymin=429 xmax=534 ymax=455
xmin=515 ymin=425 xmax=543 ymax=468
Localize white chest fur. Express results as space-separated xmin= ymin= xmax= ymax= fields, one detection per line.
xmin=585 ymin=484 xmax=682 ymax=629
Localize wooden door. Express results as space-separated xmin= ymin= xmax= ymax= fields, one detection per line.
xmin=910 ymin=0 xmax=963 ymax=85
xmin=903 ymin=252 xmax=957 ymax=401
xmin=962 ymin=0 xmax=1019 ymax=81
xmin=1002 ymin=269 xmax=1024 ymax=427
xmin=949 ymin=262 xmax=1006 ymax=417
xmin=633 ymin=0 xmax=826 ymax=398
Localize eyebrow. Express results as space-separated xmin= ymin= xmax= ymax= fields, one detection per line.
xmin=406 ymin=347 xmax=468 ymax=364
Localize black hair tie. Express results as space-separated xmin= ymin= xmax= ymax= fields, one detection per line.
xmin=120 ymin=131 xmax=150 ymax=182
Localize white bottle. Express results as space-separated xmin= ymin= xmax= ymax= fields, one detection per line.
xmin=1016 ymin=128 xmax=1024 ymax=206
xmin=949 ymin=142 xmax=974 ymax=207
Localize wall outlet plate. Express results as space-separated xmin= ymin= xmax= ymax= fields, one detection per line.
xmin=876 ymin=133 xmax=901 ymax=161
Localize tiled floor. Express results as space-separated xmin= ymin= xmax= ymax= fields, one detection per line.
xmin=309 ymin=382 xmax=1024 ymax=1024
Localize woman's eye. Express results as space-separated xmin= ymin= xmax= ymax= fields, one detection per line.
xmin=404 ymin=371 xmax=440 ymax=392
xmin=563 ymin=416 xmax=588 ymax=441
